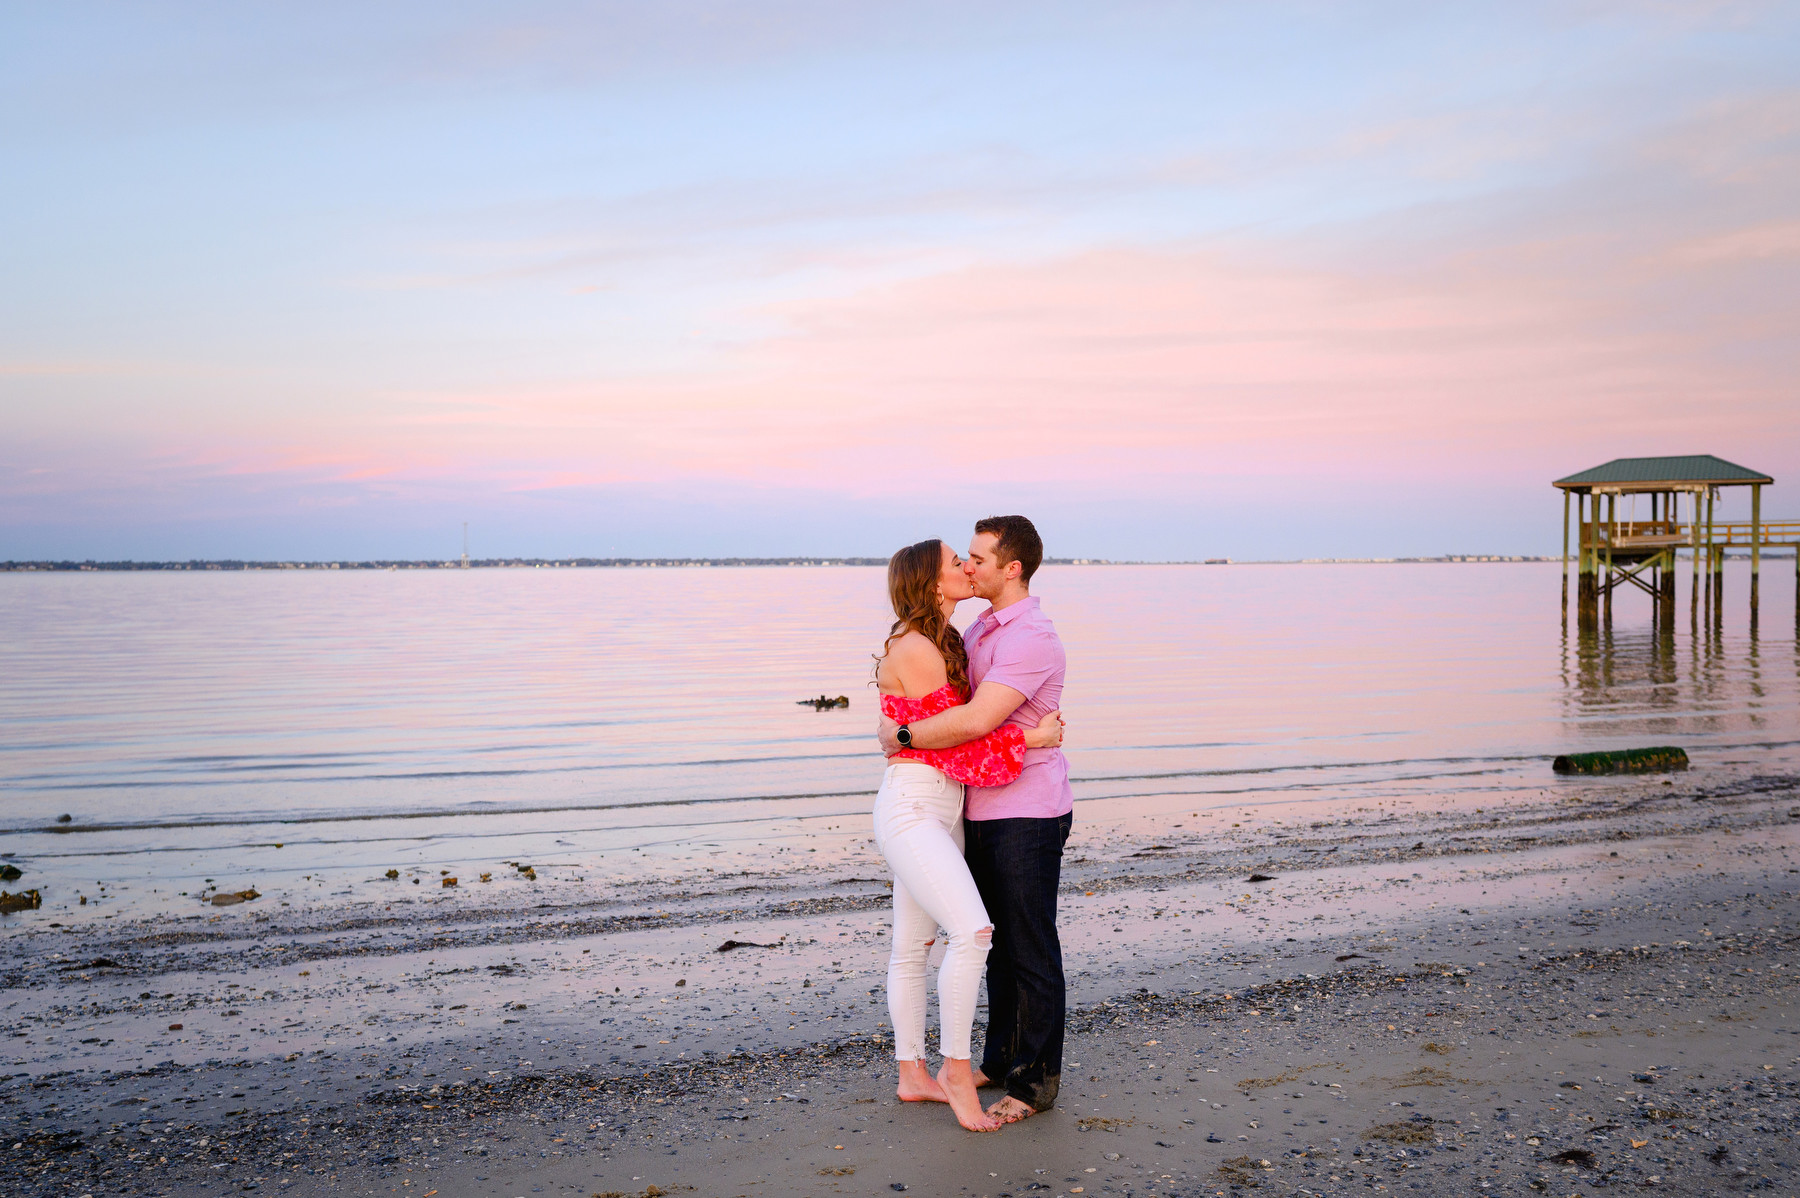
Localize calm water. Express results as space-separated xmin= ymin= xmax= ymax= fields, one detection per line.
xmin=1 ymin=562 xmax=1795 ymax=910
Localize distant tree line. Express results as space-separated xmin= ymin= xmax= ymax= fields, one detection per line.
xmin=0 ymin=555 xmax=1561 ymax=571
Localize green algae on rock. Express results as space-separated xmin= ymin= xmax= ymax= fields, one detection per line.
xmin=1552 ymin=746 xmax=1689 ymax=774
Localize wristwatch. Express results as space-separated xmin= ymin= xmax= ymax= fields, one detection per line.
xmin=895 ymin=724 xmax=913 ymax=748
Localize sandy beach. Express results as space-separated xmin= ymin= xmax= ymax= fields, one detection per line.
xmin=6 ymin=761 xmax=1798 ymax=1196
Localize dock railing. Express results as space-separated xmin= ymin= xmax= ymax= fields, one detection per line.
xmin=1705 ymin=519 xmax=1800 ymax=548
xmin=1582 ymin=520 xmax=1800 ymax=550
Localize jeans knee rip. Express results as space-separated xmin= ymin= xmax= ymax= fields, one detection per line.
xmin=974 ymin=925 xmax=993 ymax=949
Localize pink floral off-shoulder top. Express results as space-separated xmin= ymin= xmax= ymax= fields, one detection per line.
xmin=881 ymin=684 xmax=1028 ymax=788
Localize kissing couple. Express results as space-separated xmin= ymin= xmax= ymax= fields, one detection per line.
xmin=871 ymin=514 xmax=1074 ymax=1132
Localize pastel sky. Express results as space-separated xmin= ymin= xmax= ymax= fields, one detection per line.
xmin=3 ymin=2 xmax=1797 ymax=560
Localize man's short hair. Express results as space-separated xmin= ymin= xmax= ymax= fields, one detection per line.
xmin=974 ymin=515 xmax=1044 ymax=584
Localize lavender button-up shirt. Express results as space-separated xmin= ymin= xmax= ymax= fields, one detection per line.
xmin=961 ymin=595 xmax=1073 ymax=821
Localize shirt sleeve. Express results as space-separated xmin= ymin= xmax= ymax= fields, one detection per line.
xmin=978 ymin=625 xmax=1062 ymax=704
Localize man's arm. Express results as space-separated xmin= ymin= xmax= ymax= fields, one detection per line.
xmin=878 ymin=680 xmax=1026 ymax=754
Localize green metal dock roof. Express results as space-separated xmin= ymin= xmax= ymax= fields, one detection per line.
xmin=1553 ymin=454 xmax=1773 ymax=491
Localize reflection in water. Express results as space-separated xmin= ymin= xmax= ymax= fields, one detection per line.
xmin=1564 ymin=560 xmax=1794 ymax=745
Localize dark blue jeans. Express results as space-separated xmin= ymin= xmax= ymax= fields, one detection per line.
xmin=964 ymin=811 xmax=1073 ymax=1112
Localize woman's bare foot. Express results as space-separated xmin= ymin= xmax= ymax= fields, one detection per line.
xmin=896 ymin=1059 xmax=948 ymax=1104
xmin=937 ymin=1058 xmax=1000 ymax=1131
xmin=971 ymin=1068 xmax=1000 ymax=1088
xmin=986 ymin=1095 xmax=1038 ymax=1125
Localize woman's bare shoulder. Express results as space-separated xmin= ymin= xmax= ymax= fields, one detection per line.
xmin=883 ymin=630 xmax=939 ymax=663
xmin=878 ymin=630 xmax=945 ymax=693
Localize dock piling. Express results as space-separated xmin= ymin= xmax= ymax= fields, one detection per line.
xmin=1751 ymin=482 xmax=1762 ymax=618
xmin=1561 ymin=490 xmax=1570 ymax=621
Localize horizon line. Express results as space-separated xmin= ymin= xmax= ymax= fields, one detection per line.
xmin=0 ymin=554 xmax=1595 ymax=573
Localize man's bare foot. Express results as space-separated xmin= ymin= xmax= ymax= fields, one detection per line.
xmin=896 ymin=1059 xmax=948 ymax=1104
xmin=985 ymin=1095 xmax=1038 ymax=1125
xmin=937 ymin=1059 xmax=1000 ymax=1132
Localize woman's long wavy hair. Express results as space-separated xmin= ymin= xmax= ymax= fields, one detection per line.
xmin=875 ymin=538 xmax=971 ymax=697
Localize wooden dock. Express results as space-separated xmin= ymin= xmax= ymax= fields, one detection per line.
xmin=1553 ymin=455 xmax=1793 ymax=629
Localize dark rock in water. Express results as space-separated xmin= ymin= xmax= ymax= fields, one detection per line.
xmin=1247 ymin=873 xmax=1276 ymax=883
xmin=0 ymin=889 xmax=43 ymax=912
xmin=209 ymin=887 xmax=260 ymax=907
xmin=1552 ymin=746 xmax=1688 ymax=774
xmin=384 ymin=868 xmax=400 ymax=879
xmin=0 ymin=863 xmax=21 ymax=881
xmin=55 ymin=813 xmax=72 ymax=823
xmin=717 ymin=939 xmax=778 ymax=952
xmin=798 ymin=694 xmax=851 ymax=710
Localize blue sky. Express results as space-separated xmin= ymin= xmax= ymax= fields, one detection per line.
xmin=3 ymin=2 xmax=1797 ymax=560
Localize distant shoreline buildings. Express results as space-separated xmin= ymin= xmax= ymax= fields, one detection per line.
xmin=0 ymin=554 xmax=1567 ymax=572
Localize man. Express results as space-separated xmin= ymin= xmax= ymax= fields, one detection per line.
xmin=879 ymin=514 xmax=1072 ymax=1123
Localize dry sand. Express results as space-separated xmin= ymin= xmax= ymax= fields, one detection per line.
xmin=5 ymin=767 xmax=1799 ymax=1197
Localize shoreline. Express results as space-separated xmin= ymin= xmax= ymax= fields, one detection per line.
xmin=4 ymin=764 xmax=1798 ymax=1195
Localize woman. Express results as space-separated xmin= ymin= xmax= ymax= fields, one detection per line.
xmin=874 ymin=538 xmax=1064 ymax=1132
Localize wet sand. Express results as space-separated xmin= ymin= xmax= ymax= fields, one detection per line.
xmin=5 ymin=765 xmax=1799 ymax=1196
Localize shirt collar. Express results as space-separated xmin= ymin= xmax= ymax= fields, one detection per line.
xmin=985 ymin=595 xmax=1039 ymax=627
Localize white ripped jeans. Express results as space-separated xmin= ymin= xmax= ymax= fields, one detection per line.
xmin=873 ymin=761 xmax=993 ymax=1062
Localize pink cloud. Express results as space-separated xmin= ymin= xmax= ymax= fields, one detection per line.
xmin=95 ymin=216 xmax=1791 ymax=507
